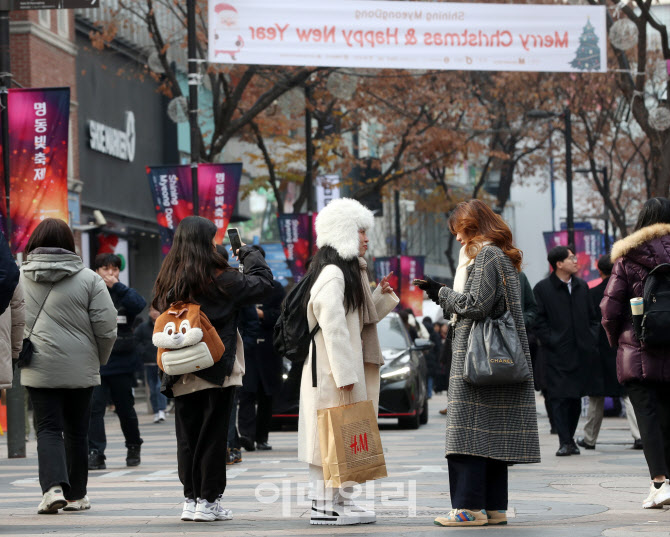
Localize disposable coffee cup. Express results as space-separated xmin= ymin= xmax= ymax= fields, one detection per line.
xmin=630 ymin=297 xmax=644 ymax=316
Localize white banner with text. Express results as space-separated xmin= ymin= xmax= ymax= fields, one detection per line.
xmin=207 ymin=1 xmax=606 ymax=73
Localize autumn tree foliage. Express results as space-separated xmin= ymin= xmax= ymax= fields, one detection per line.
xmin=89 ymin=0 xmax=324 ymax=163
xmin=586 ymin=0 xmax=670 ymax=198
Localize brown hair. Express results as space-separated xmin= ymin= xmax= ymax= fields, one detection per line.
xmin=448 ymin=200 xmax=523 ymax=271
xmin=25 ymin=218 xmax=75 ymax=254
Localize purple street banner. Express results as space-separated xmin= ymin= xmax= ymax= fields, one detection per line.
xmin=196 ymin=163 xmax=241 ymax=245
xmin=6 ymin=88 xmax=70 ymax=253
xmin=373 ymin=256 xmax=400 ymax=300
xmin=147 ymin=163 xmax=242 ymax=255
xmin=543 ymin=230 xmax=604 ymax=285
xmin=277 ymin=213 xmax=314 ymax=282
xmin=399 ymin=255 xmax=425 ymax=317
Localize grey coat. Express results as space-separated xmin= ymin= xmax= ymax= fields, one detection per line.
xmin=20 ymin=248 xmax=117 ymax=389
xmin=438 ymin=245 xmax=540 ymax=464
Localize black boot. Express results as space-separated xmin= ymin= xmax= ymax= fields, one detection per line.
xmin=88 ymin=449 xmax=106 ymax=470
xmin=126 ymin=444 xmax=141 ymax=467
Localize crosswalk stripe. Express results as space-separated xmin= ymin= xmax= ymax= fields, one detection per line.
xmin=99 ymin=470 xmax=134 ymax=479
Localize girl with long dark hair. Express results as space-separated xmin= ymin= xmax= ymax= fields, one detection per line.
xmin=418 ymin=199 xmax=540 ymax=527
xmin=152 ymin=216 xmax=273 ymax=522
xmin=298 ymin=198 xmax=398 ymax=526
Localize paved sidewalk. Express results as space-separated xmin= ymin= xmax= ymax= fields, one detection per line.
xmin=0 ymin=392 xmax=669 ymax=536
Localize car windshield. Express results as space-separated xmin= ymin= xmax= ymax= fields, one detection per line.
xmin=377 ymin=315 xmax=409 ymax=350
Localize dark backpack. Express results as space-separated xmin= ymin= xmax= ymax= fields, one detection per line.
xmin=640 ymin=263 xmax=670 ymax=345
xmin=273 ymin=274 xmax=320 ymax=387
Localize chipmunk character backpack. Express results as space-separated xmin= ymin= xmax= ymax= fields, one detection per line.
xmin=152 ymin=302 xmax=225 ymax=376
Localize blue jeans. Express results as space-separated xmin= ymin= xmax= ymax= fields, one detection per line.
xmin=145 ymin=365 xmax=167 ymax=414
xmin=427 ymin=376 xmax=434 ymax=399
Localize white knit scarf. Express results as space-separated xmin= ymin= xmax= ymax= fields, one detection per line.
xmin=450 ymin=242 xmax=490 ymax=324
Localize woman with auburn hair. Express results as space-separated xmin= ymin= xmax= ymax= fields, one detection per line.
xmin=417 ymin=199 xmax=539 ymax=527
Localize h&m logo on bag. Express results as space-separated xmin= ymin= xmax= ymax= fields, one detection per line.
xmin=350 ymin=433 xmax=369 ymax=455
xmin=490 ymin=358 xmax=513 ymax=364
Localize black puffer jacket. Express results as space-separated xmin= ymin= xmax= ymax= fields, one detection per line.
xmin=161 ymin=245 xmax=274 ymax=396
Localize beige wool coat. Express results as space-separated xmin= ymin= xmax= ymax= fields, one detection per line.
xmin=298 ymin=264 xmax=399 ymax=466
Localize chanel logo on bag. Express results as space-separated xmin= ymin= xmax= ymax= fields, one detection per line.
xmin=490 ymin=358 xmax=513 ymax=364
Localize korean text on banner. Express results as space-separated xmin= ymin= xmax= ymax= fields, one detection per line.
xmin=197 ymin=163 xmax=242 ymax=245
xmin=8 ymin=88 xmax=70 ymax=253
xmin=543 ymin=230 xmax=604 ymax=286
xmin=400 ymin=256 xmax=425 ymax=317
xmin=147 ymin=163 xmax=242 ymax=255
xmin=277 ymin=213 xmax=314 ymax=282
xmin=208 ymin=1 xmax=606 ymax=73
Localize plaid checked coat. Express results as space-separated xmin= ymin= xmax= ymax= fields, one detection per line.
xmin=438 ymin=245 xmax=540 ymax=464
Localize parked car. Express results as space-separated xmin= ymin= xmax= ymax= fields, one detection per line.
xmin=271 ymin=312 xmax=430 ymax=430
xmin=377 ymin=312 xmax=430 ymax=429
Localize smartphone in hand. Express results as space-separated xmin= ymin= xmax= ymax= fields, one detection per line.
xmin=413 ymin=279 xmax=427 ymax=286
xmin=227 ymin=227 xmax=242 ymax=255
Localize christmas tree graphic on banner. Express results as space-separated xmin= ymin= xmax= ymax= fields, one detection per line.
xmin=570 ymin=18 xmax=600 ymax=71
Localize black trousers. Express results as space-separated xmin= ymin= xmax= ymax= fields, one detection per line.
xmin=549 ymin=397 xmax=582 ymax=447
xmin=238 ymin=385 xmax=272 ymax=443
xmin=447 ymin=454 xmax=508 ymax=510
xmin=626 ymin=380 xmax=670 ymax=479
xmin=27 ymin=387 xmax=94 ymax=499
xmin=175 ymin=387 xmax=234 ymax=503
xmin=228 ymin=387 xmax=240 ymax=450
xmin=89 ymin=373 xmax=143 ymax=453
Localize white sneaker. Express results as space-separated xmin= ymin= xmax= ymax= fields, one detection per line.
xmin=193 ymin=497 xmax=233 ymax=521
xmin=63 ymin=496 xmax=91 ymax=511
xmin=334 ymin=493 xmax=376 ymax=523
xmin=158 ymin=410 xmax=166 ymax=422
xmin=37 ymin=486 xmax=67 ymax=514
xmin=310 ymin=499 xmax=369 ymax=525
xmin=181 ymin=498 xmax=196 ymax=521
xmin=153 ymin=413 xmax=161 ymax=423
xmin=643 ymin=481 xmax=670 ymax=509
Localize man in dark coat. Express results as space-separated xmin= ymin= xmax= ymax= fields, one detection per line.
xmin=533 ymin=246 xmax=599 ymax=457
xmin=135 ymin=307 xmax=168 ymax=423
xmin=89 ymin=253 xmax=147 ymax=469
xmin=0 ymin=231 xmax=19 ymax=316
xmin=238 ymin=266 xmax=284 ymax=451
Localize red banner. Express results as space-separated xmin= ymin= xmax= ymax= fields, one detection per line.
xmin=2 ymin=88 xmax=70 ymax=252
xmin=147 ymin=163 xmax=242 ymax=255
xmin=399 ymin=256 xmax=425 ymax=317
xmin=277 ymin=213 xmax=315 ymax=282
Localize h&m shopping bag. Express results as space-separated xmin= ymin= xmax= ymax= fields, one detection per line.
xmin=317 ymin=399 xmax=387 ymax=488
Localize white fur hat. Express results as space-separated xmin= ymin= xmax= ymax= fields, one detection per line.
xmin=315 ymin=198 xmax=374 ymax=260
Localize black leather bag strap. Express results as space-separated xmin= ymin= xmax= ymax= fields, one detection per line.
xmin=494 ymin=253 xmax=511 ymax=313
xmin=27 ymin=282 xmax=55 ymax=339
xmin=310 ymin=323 xmax=320 ymax=388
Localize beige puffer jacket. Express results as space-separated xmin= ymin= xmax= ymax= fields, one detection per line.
xmin=0 ymin=282 xmax=25 ymax=389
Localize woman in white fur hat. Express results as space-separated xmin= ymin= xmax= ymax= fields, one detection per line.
xmin=298 ymin=198 xmax=398 ymax=526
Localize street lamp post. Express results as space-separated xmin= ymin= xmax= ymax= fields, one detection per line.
xmin=527 ymin=108 xmax=575 ymax=248
xmin=187 ymin=0 xmax=199 ymax=216
xmin=575 ymin=166 xmax=610 ymax=252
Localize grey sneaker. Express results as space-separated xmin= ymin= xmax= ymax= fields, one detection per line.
xmin=37 ymin=486 xmax=67 ymax=514
xmin=63 ymin=496 xmax=91 ymax=511
xmin=193 ymin=497 xmax=233 ymax=522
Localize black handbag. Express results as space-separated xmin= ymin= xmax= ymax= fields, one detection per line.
xmin=17 ymin=282 xmax=55 ymax=369
xmin=463 ymin=257 xmax=531 ymax=386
